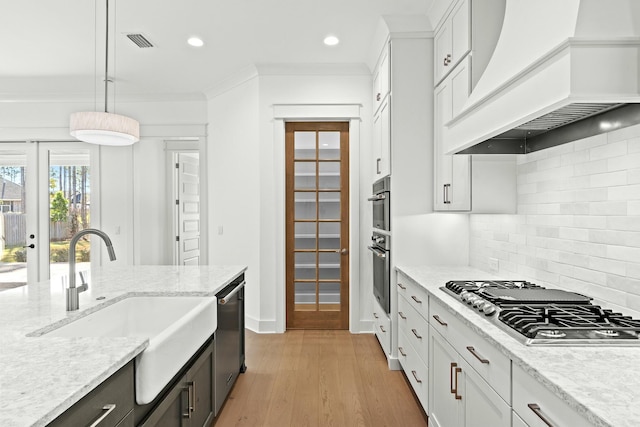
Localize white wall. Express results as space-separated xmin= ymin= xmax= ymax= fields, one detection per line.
xmin=469 ymin=122 xmax=640 ymax=315
xmin=207 ymin=77 xmax=262 ymax=329
xmin=207 ymin=69 xmax=373 ymax=332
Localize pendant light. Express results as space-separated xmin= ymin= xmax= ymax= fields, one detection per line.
xmin=70 ymin=0 xmax=139 ymax=146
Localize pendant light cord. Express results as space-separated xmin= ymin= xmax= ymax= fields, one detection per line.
xmin=104 ymin=0 xmax=109 ymax=113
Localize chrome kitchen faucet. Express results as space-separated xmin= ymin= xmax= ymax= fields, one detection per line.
xmin=66 ymin=228 xmax=116 ymax=311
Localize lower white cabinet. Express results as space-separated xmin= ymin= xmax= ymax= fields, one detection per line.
xmin=429 ymin=327 xmax=510 ymax=427
xmin=373 ymin=297 xmax=391 ymax=356
xmin=512 ymin=363 xmax=592 ymax=427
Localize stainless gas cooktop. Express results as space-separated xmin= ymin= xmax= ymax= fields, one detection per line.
xmin=441 ymin=280 xmax=640 ymax=346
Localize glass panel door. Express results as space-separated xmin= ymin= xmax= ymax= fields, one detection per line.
xmin=286 ymin=122 xmax=349 ymax=329
xmin=46 ymin=146 xmax=92 ymax=283
xmin=0 ymin=145 xmax=32 ymax=289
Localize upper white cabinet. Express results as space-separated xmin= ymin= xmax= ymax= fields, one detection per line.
xmin=373 ymin=96 xmax=391 ymax=178
xmin=373 ymin=42 xmax=391 ymax=115
xmin=434 ymin=0 xmax=470 ymax=85
xmin=433 ymin=0 xmax=515 ymax=213
xmin=434 ymin=56 xmax=471 ymax=211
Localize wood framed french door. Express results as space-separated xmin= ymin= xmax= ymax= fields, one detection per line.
xmin=286 ymin=122 xmax=350 ymax=329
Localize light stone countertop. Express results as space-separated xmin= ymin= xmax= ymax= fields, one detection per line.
xmin=397 ymin=264 xmax=640 ymax=427
xmin=0 ymin=264 xmax=247 ymax=427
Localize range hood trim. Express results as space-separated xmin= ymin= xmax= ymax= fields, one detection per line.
xmin=442 ymin=37 xmax=640 ymax=155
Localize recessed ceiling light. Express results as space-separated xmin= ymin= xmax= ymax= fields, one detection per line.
xmin=187 ymin=37 xmax=204 ymax=47
xmin=324 ymin=35 xmax=339 ymax=46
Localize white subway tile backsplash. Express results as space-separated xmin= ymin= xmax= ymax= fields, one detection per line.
xmin=469 ymin=124 xmax=640 ymax=312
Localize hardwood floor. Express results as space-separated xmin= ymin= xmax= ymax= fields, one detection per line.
xmin=214 ymin=330 xmax=428 ymax=427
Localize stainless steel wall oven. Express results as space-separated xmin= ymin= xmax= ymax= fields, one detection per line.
xmin=369 ymin=176 xmax=390 ymax=231
xmin=369 ymin=231 xmax=390 ymax=313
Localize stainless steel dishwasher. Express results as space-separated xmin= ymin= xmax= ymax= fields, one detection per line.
xmin=214 ymin=273 xmax=246 ymax=415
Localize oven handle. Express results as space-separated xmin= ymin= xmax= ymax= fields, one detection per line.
xmin=367 ymin=193 xmax=387 ymax=201
xmin=367 ymin=246 xmax=387 ymax=258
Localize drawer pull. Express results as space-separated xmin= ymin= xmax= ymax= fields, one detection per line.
xmin=89 ymin=404 xmax=116 ymax=427
xmin=398 ymin=311 xmax=407 ymax=320
xmin=528 ymin=403 xmax=556 ymax=427
xmin=379 ymin=325 xmax=386 ymax=333
xmin=433 ymin=315 xmax=448 ymax=326
xmin=466 ymin=346 xmax=490 ymax=364
xmin=411 ymin=328 xmax=423 ymax=340
xmin=398 ymin=346 xmax=407 ymax=357
xmin=411 ymin=295 xmax=423 ymax=304
xmin=397 ymin=283 xmax=407 ymax=290
xmin=373 ymin=312 xmax=379 ymax=319
xmin=453 ymin=366 xmax=462 ymax=400
xmin=411 ymin=370 xmax=423 ymax=384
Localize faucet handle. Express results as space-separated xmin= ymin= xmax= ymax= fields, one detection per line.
xmin=77 ymin=271 xmax=88 ymax=293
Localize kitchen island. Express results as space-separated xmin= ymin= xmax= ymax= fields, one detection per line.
xmin=0 ymin=265 xmax=247 ymax=427
xmin=397 ymin=265 xmax=640 ymax=427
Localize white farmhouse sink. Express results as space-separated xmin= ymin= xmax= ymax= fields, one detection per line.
xmin=45 ymin=296 xmax=217 ymax=404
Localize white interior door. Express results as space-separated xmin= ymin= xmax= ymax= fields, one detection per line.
xmin=175 ymin=152 xmax=200 ymax=265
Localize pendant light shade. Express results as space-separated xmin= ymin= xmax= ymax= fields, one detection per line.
xmin=70 ymin=112 xmax=139 ymax=146
xmin=70 ymin=0 xmax=139 ymax=146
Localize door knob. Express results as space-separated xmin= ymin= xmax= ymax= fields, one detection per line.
xmin=337 ymin=248 xmax=348 ymax=255
xmin=23 ymin=244 xmax=35 ymax=249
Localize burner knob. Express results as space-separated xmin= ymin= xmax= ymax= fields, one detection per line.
xmin=460 ymin=290 xmax=469 ymax=299
xmin=473 ymin=300 xmax=485 ymax=309
xmin=482 ymin=304 xmax=496 ymax=316
xmin=464 ymin=295 xmax=475 ymax=304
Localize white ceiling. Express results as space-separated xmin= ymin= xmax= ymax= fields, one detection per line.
xmin=0 ymin=0 xmax=435 ymax=101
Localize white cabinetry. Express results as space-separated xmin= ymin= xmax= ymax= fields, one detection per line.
xmin=396 ymin=272 xmax=430 ymax=410
xmin=434 ymin=56 xmax=471 ymax=211
xmin=434 ymin=0 xmax=470 ymax=85
xmin=373 ymin=97 xmax=391 ymax=178
xmin=428 ymin=297 xmax=511 ymax=427
xmin=373 ymin=296 xmax=391 ymax=356
xmin=512 ymin=364 xmax=592 ymax=427
xmin=373 ymin=42 xmax=390 ymax=114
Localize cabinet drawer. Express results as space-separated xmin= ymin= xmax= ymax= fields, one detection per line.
xmin=373 ymin=297 xmax=391 ymax=356
xmin=398 ymin=294 xmax=429 ymax=365
xmin=429 ymin=296 xmax=511 ymax=404
xmin=49 ymin=361 xmax=134 ymax=427
xmin=397 ymin=272 xmax=428 ymax=319
xmin=398 ymin=329 xmax=428 ymax=411
xmin=513 ymin=364 xmax=593 ymax=427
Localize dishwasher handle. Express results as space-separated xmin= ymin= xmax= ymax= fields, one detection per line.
xmin=218 ymin=281 xmax=245 ymax=305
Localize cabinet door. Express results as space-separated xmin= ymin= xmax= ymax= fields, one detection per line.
xmin=434 ymin=62 xmax=471 ymax=211
xmin=450 ymin=0 xmax=470 ymax=66
xmin=139 ymin=375 xmax=188 ymax=427
xmin=459 ymin=358 xmax=511 ymax=427
xmin=429 ymin=327 xmax=461 ymax=427
xmin=434 ymin=21 xmax=451 ymax=84
xmin=373 ymin=98 xmax=391 ymax=178
xmin=373 ymin=43 xmax=390 ymax=113
xmin=187 ymin=341 xmax=214 ymax=427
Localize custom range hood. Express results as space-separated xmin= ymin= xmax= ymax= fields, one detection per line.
xmin=444 ymin=0 xmax=640 ymax=155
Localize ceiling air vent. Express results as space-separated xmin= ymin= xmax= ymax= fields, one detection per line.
xmin=126 ymin=33 xmax=154 ymax=48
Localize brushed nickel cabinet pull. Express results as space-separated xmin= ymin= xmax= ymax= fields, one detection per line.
xmin=88 ymin=404 xmax=116 ymax=427
xmin=379 ymin=325 xmax=386 ymax=333
xmin=399 ymin=311 xmax=407 ymax=320
xmin=411 ymin=295 xmax=423 ymax=304
xmin=411 ymin=370 xmax=422 ymax=384
xmin=182 ymin=385 xmax=191 ymax=418
xmin=398 ymin=346 xmax=407 ymax=357
xmin=397 ymin=283 xmax=407 ymax=290
xmin=433 ymin=315 xmax=448 ymax=326
xmin=376 ymin=93 xmax=381 ymax=101
xmin=450 ymin=362 xmax=457 ymax=394
xmin=528 ymin=403 xmax=556 ymax=427
xmin=411 ymin=328 xmax=423 ymax=340
xmin=466 ymin=346 xmax=490 ymax=364
xmin=454 ymin=366 xmax=462 ymax=400
xmin=373 ymin=312 xmax=379 ymax=319
xmin=376 ymin=158 xmax=381 ymax=174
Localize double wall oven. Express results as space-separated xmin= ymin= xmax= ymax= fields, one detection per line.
xmin=369 ymin=176 xmax=391 ymax=313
